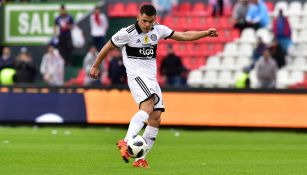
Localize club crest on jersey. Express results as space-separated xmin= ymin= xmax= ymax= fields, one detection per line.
xmin=151 ymin=34 xmax=157 ymax=41
xmin=144 ymin=36 xmax=149 ymax=44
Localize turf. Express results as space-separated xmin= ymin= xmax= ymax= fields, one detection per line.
xmin=1 ymin=126 xmax=307 ymax=175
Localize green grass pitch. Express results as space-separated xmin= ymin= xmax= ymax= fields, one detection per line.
xmin=1 ymin=126 xmax=307 ymax=175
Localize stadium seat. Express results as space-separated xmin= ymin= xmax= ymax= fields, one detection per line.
xmin=289 ymin=16 xmax=301 ymax=30
xmin=288 ymin=71 xmax=305 ymax=85
xmin=240 ymin=28 xmax=257 ymax=44
xmin=109 ymin=3 xmax=125 ymax=17
xmin=276 ymin=69 xmax=290 ymax=89
xmin=216 ymin=70 xmax=234 ymax=88
xmin=191 ymin=2 xmax=207 ymax=16
xmin=220 ymin=57 xmax=236 ymax=70
xmin=265 ymin=1 xmax=274 ymax=12
xmin=126 ymin=2 xmax=139 ymax=17
xmin=190 ymin=16 xmax=206 ymax=30
xmin=289 ymin=57 xmax=307 ymax=71
xmin=237 ymin=43 xmax=253 ymax=57
xmin=202 ymin=70 xmax=218 ymax=88
xmin=288 ymin=1 xmax=302 ymax=16
xmin=296 ymin=30 xmax=307 ymax=43
xmin=303 ymin=2 xmax=307 ymax=16
xmin=222 ymin=43 xmax=238 ymax=57
xmin=236 ymin=57 xmax=251 ymax=70
xmin=187 ymin=69 xmax=203 ymax=87
xmin=256 ymin=28 xmax=273 ymax=45
xmin=202 ymin=56 xmax=221 ymax=70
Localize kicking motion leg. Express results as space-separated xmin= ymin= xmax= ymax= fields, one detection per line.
xmin=117 ymin=96 xmax=155 ymax=163
xmin=133 ymin=110 xmax=161 ymax=168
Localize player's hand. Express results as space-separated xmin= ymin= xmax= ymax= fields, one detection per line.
xmin=89 ymin=66 xmax=100 ymax=79
xmin=207 ymin=28 xmax=218 ymax=37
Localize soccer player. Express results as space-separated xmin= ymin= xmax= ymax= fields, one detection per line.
xmin=89 ymin=4 xmax=218 ymax=168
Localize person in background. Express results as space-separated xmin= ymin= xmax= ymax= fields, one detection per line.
xmin=83 ymin=46 xmax=101 ymax=85
xmin=90 ymin=6 xmax=109 ymax=51
xmin=159 ymin=45 xmax=186 ymax=87
xmin=245 ymin=0 xmax=269 ymax=30
xmin=152 ymin=0 xmax=177 ymax=19
xmin=54 ymin=4 xmax=74 ymax=66
xmin=0 ymin=47 xmax=14 ymax=70
xmin=269 ymin=40 xmax=286 ymax=69
xmin=256 ymin=49 xmax=278 ymax=88
xmin=272 ymin=9 xmax=292 ymax=51
xmin=108 ymin=49 xmax=126 ymax=85
xmin=40 ymin=45 xmax=65 ymax=86
xmin=232 ymin=0 xmax=249 ymax=33
xmin=209 ymin=0 xmax=224 ymax=16
xmin=13 ymin=47 xmax=37 ymax=84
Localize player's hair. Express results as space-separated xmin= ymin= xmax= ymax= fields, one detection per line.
xmin=139 ymin=4 xmax=156 ymax=16
xmin=60 ymin=4 xmax=66 ymax=10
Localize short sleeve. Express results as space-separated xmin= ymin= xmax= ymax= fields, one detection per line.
xmin=157 ymin=25 xmax=174 ymax=40
xmin=111 ymin=28 xmax=130 ymax=48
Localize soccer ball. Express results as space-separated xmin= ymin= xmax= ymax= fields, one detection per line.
xmin=127 ymin=135 xmax=148 ymax=158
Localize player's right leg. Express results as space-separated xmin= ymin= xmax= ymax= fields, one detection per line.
xmin=117 ymin=96 xmax=155 ymax=163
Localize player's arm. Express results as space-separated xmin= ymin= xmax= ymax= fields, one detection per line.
xmin=170 ymin=28 xmax=218 ymax=41
xmin=89 ymin=40 xmax=116 ymax=79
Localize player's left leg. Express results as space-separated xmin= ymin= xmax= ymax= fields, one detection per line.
xmin=133 ymin=110 xmax=161 ymax=168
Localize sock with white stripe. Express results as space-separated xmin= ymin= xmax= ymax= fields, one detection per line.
xmin=124 ymin=110 xmax=149 ymax=142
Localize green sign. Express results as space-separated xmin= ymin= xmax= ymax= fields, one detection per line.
xmin=4 ymin=3 xmax=95 ymax=44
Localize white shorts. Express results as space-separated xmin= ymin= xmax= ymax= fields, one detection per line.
xmin=128 ymin=76 xmax=165 ymax=112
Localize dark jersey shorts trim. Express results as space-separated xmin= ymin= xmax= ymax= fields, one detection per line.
xmin=164 ymin=31 xmax=175 ymax=40
xmin=154 ymin=108 xmax=165 ymax=112
xmin=110 ymin=39 xmax=119 ymax=48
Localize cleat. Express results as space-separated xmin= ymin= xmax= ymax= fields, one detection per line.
xmin=133 ymin=158 xmax=149 ymax=168
xmin=116 ymin=139 xmax=130 ymax=163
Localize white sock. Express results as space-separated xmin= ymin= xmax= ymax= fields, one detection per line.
xmin=124 ymin=110 xmax=149 ymax=142
xmin=139 ymin=125 xmax=159 ymax=160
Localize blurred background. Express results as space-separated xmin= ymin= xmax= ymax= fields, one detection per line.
xmin=0 ymin=0 xmax=307 ymax=128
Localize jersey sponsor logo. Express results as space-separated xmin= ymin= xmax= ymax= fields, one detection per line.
xmin=126 ymin=45 xmax=157 ymax=60
xmin=114 ymin=36 xmax=120 ymax=41
xmin=136 ymin=39 xmax=141 ymax=43
xmin=139 ymin=47 xmax=154 ymax=58
xmin=150 ymin=34 xmax=157 ymax=41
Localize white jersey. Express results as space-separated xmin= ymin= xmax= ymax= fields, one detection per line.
xmin=111 ymin=22 xmax=174 ymax=79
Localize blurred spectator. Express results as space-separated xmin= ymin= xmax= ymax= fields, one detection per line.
xmin=108 ymin=49 xmax=126 ymax=85
xmin=235 ymin=68 xmax=250 ymax=89
xmin=0 ymin=47 xmax=14 ymax=70
xmin=40 ymin=45 xmax=65 ymax=86
xmin=152 ymin=0 xmax=177 ymax=19
xmin=54 ymin=4 xmax=74 ymax=66
xmin=252 ymin=37 xmax=267 ymax=63
xmin=247 ymin=37 xmax=267 ymax=71
xmin=245 ymin=0 xmax=269 ymax=30
xmin=160 ymin=45 xmax=186 ymax=87
xmin=13 ymin=47 xmax=37 ymax=83
xmin=83 ymin=46 xmax=101 ymax=86
xmin=90 ymin=6 xmax=109 ymax=51
xmin=232 ymin=0 xmax=249 ymax=33
xmin=272 ymin=9 xmax=292 ymax=51
xmin=256 ymin=49 xmax=278 ymax=89
xmin=269 ymin=40 xmax=286 ymax=69
xmin=209 ymin=0 xmax=224 ymax=16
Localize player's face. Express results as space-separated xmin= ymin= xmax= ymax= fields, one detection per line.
xmin=137 ymin=13 xmax=156 ymax=33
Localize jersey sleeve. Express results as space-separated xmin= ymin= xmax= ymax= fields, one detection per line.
xmin=157 ymin=25 xmax=175 ymax=40
xmin=111 ymin=28 xmax=130 ymax=48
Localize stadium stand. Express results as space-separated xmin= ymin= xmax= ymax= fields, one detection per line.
xmin=186 ymin=0 xmax=307 ymax=89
